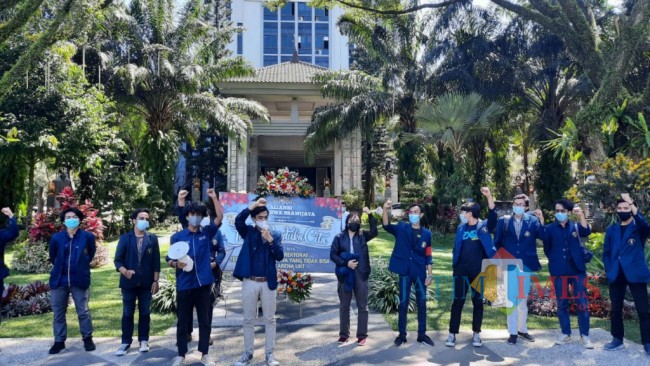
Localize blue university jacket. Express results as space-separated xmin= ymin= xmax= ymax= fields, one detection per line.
xmin=540 ymin=221 xmax=591 ymax=276
xmin=493 ymin=212 xmax=542 ymax=271
xmin=0 ymin=217 xmax=19 ymax=279
xmin=114 ymin=231 xmax=161 ymax=289
xmin=170 ymin=227 xmax=218 ymax=291
xmin=453 ymin=219 xmax=497 ymax=267
xmin=49 ymin=229 xmax=96 ymax=289
xmin=603 ymin=213 xmax=650 ymax=284
xmin=232 ymin=208 xmax=284 ymax=290
xmin=383 ymin=222 xmax=432 ymax=279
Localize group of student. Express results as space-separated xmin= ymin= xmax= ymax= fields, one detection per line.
xmin=1 ymin=187 xmax=649 ymax=365
xmin=329 ymin=188 xmax=650 ymax=358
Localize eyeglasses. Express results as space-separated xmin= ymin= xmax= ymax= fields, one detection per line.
xmin=554 ymin=209 xmax=568 ymax=213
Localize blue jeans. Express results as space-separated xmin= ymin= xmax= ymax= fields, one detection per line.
xmin=51 ymin=286 xmax=93 ymax=342
xmin=121 ymin=286 xmax=152 ymax=344
xmin=398 ymin=275 xmax=427 ymax=337
xmin=554 ymin=273 xmax=590 ymax=336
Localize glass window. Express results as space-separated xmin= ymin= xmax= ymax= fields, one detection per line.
xmin=298 ymin=23 xmax=312 ymax=54
xmin=280 ymin=3 xmax=295 ymax=21
xmin=315 ymin=8 xmax=329 ymax=22
xmin=315 ymin=57 xmax=329 ymax=68
xmin=263 ymin=22 xmax=278 ymax=54
xmin=298 ymin=2 xmax=311 ymax=21
xmin=299 ymin=55 xmax=311 ymax=63
xmin=281 ymin=55 xmax=294 ymax=63
xmin=281 ymin=22 xmax=295 ymax=54
xmin=236 ymin=22 xmax=243 ymax=55
xmin=264 ymin=55 xmax=278 ymax=66
xmin=263 ymin=6 xmax=277 ymax=21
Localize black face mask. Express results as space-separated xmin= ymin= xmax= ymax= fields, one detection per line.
xmin=617 ymin=211 xmax=632 ymax=222
xmin=347 ymin=222 xmax=361 ymax=232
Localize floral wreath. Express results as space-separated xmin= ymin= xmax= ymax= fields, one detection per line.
xmin=256 ymin=167 xmax=314 ymax=198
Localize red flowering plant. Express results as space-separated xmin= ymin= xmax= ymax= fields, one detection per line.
xmin=257 ymin=168 xmax=314 ymax=198
xmin=276 ymin=269 xmax=314 ymax=304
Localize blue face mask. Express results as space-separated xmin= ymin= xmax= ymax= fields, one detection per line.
xmin=555 ymin=212 xmax=568 ymax=222
xmin=408 ymin=214 xmax=421 ymax=225
xmin=459 ymin=213 xmax=468 ymax=224
xmin=512 ymin=206 xmax=526 ymax=216
xmin=64 ymin=218 xmax=80 ymax=230
xmin=136 ymin=219 xmax=149 ymax=231
xmin=187 ymin=215 xmax=202 ymax=227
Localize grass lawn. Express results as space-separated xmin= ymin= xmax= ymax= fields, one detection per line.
xmin=368 ymin=228 xmax=642 ymax=344
xmin=0 ymin=230 xmax=177 ymax=338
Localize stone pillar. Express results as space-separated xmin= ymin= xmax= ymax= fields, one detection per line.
xmin=248 ymin=136 xmax=259 ymax=193
xmin=227 ymin=136 xmax=248 ymax=192
xmin=341 ymin=130 xmax=362 ymax=193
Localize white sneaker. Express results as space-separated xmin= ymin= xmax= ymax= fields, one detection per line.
xmin=171 ymin=356 xmax=185 ymax=366
xmin=234 ymin=352 xmax=253 ymax=366
xmin=139 ymin=341 xmax=150 ymax=352
xmin=445 ymin=333 xmax=456 ymax=347
xmin=200 ymin=354 xmax=215 ymax=366
xmin=556 ymin=334 xmax=571 ymax=345
xmin=115 ymin=343 xmax=130 ymax=356
xmin=266 ymin=352 xmax=280 ymax=366
xmin=581 ymin=335 xmax=594 ymax=349
xmin=472 ymin=332 xmax=483 ymax=347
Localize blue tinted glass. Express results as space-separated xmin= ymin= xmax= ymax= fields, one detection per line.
xmin=263 ymin=7 xmax=277 ymax=21
xmin=315 ymin=35 xmax=329 ymax=54
xmin=299 ymin=56 xmax=311 ymax=63
xmin=281 ymin=22 xmax=295 ymax=54
xmin=237 ymin=22 xmax=243 ymax=55
xmin=315 ymin=57 xmax=329 ymax=68
xmin=298 ymin=3 xmax=311 ymax=20
xmin=263 ymin=22 xmax=278 ymax=54
xmin=264 ymin=55 xmax=278 ymax=66
xmin=298 ymin=23 xmax=312 ymax=54
xmin=281 ymin=55 xmax=293 ymax=63
xmin=315 ymin=8 xmax=328 ymax=21
xmin=280 ymin=3 xmax=294 ymax=21
xmin=315 ymin=23 xmax=328 ymax=36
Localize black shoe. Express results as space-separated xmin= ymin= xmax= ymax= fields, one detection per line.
xmin=518 ymin=332 xmax=535 ymax=342
xmin=417 ymin=335 xmax=434 ymax=347
xmin=49 ymin=341 xmax=66 ymax=354
xmin=394 ymin=335 xmax=407 ymax=347
xmin=83 ymin=337 xmax=96 ymax=352
xmin=507 ymin=335 xmax=517 ymax=345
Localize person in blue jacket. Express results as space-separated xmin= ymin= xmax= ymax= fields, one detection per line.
xmin=381 ymin=200 xmax=434 ymax=348
xmin=48 ymin=207 xmax=96 ymax=355
xmin=0 ymin=207 xmax=19 ymax=295
xmin=602 ymin=194 xmax=650 ymax=357
xmin=446 ymin=188 xmax=497 ymax=349
xmin=330 ymin=207 xmax=377 ymax=346
xmin=168 ymin=188 xmax=222 ymax=366
xmin=114 ymin=208 xmax=161 ymax=356
xmin=491 ymin=193 xmax=545 ymax=345
xmin=233 ymin=197 xmax=284 ymax=366
xmin=539 ymin=198 xmax=593 ymax=349
xmin=207 ymin=229 xmax=226 ymax=331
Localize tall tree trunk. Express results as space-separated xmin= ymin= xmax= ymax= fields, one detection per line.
xmin=27 ymin=153 xmax=36 ymax=225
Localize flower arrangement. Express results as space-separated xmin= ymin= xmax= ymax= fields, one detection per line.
xmin=257 ymin=168 xmax=314 ymax=198
xmin=277 ymin=269 xmax=314 ymax=304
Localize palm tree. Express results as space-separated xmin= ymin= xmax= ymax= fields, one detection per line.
xmin=415 ymin=92 xmax=504 ymax=197
xmin=100 ymin=0 xmax=268 ymax=197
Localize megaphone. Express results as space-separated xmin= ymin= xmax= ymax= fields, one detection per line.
xmin=168 ymin=241 xmax=194 ymax=272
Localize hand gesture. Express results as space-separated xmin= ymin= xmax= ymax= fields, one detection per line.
xmin=533 ymin=209 xmax=544 ymax=224
xmin=178 ymin=190 xmax=189 ymax=200
xmin=123 ymin=269 xmax=136 ymax=280
xmin=177 ymin=261 xmax=187 ymax=269
xmin=362 ymin=206 xmax=371 ymax=214
xmin=1 ymin=207 xmax=13 ymax=218
xmin=207 ymin=188 xmax=217 ymax=199
xmin=480 ymin=187 xmax=492 ymax=198
xmin=347 ymin=259 xmax=358 ymax=270
xmin=261 ymin=228 xmax=274 ymax=243
xmin=425 ymin=275 xmax=433 ymax=287
xmin=249 ymin=197 xmax=267 ymax=210
xmin=573 ymin=206 xmax=584 ymax=219
xmin=621 ymin=193 xmax=633 ymax=205
xmin=383 ymin=200 xmax=392 ymax=210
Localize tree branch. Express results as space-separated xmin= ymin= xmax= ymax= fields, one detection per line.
xmin=0 ymin=0 xmax=45 ymax=46
xmin=336 ymin=0 xmax=461 ymax=15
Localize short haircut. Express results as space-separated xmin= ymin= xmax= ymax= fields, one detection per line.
xmin=130 ymin=208 xmax=150 ymax=220
xmin=60 ymin=207 xmax=84 ymax=222
xmin=460 ymin=202 xmax=480 ymax=219
xmin=513 ymin=194 xmax=530 ymax=206
xmin=408 ymin=203 xmax=423 ymax=213
xmin=250 ymin=206 xmax=269 ymax=218
xmin=554 ymin=198 xmax=574 ymax=211
xmin=183 ymin=202 xmax=208 ymax=217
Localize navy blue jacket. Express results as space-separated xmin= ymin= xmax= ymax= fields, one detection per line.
xmin=49 ymin=229 xmax=96 ymax=289
xmin=212 ymin=230 xmax=226 ymax=267
xmin=170 ymin=226 xmax=218 ymax=291
xmin=383 ymin=222 xmax=432 ymax=279
xmin=540 ymin=221 xmax=591 ymax=276
xmin=0 ymin=217 xmax=19 ymax=280
xmin=330 ymin=214 xmax=377 ymax=282
xmin=493 ymin=212 xmax=542 ymax=272
xmin=335 ymin=252 xmax=360 ymax=292
xmin=114 ymin=231 xmax=161 ymax=289
xmin=232 ymin=208 xmax=284 ymax=290
xmin=453 ymin=219 xmax=497 ymax=268
xmin=603 ymin=213 xmax=650 ymax=284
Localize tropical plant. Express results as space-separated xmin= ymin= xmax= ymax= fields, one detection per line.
xmin=367 ymin=259 xmax=436 ymax=314
xmin=0 ymin=280 xmax=52 ymax=318
xmin=151 ymin=269 xmax=177 ymax=314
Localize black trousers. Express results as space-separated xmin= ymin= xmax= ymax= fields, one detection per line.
xmin=176 ymin=285 xmax=212 ymax=356
xmin=449 ymin=273 xmax=484 ymax=334
xmin=609 ymin=271 xmax=650 ymax=344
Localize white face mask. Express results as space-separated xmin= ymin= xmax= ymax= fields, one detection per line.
xmin=341 ymin=206 xmax=346 ymax=213
xmin=256 ymin=220 xmax=270 ymax=231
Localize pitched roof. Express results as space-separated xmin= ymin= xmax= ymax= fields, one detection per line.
xmin=228 ymin=60 xmax=328 ymax=84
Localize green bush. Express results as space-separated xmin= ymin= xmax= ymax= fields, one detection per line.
xmin=340 ymin=189 xmax=364 ymax=212
xmin=368 ymin=259 xmax=436 ymax=314
xmin=11 ymin=241 xmax=52 ymax=273
xmin=151 ymin=270 xmax=177 ymax=314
